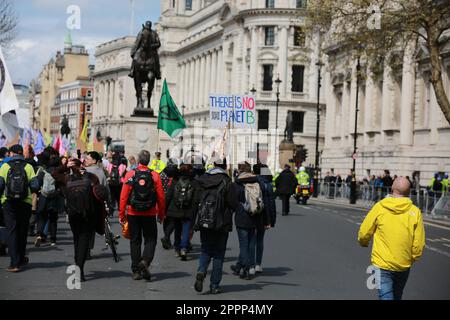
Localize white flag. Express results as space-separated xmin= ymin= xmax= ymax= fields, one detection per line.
xmin=0 ymin=47 xmax=21 ymax=142
xmin=0 ymin=47 xmax=19 ymax=115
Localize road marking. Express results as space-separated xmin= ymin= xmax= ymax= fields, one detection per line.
xmin=441 ymin=238 xmax=450 ymax=243
xmin=301 ymin=206 xmax=312 ymax=210
xmin=425 ymin=245 xmax=450 ymax=259
xmin=443 ymin=244 xmax=450 ymax=248
xmin=427 ymin=238 xmax=438 ymax=243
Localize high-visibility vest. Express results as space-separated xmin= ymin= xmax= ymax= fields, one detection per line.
xmin=149 ymin=159 xmax=166 ymax=173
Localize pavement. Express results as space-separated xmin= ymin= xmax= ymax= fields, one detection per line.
xmin=1 ymin=199 xmax=449 ymax=300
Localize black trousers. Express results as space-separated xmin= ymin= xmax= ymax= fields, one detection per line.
xmin=3 ymin=201 xmax=32 ymax=268
xmin=128 ymin=215 xmax=157 ymax=273
xmin=109 ymin=185 xmax=122 ymax=211
xmin=37 ymin=209 xmax=58 ymax=242
xmin=69 ymin=217 xmax=95 ymax=275
xmin=280 ymin=194 xmax=291 ymax=214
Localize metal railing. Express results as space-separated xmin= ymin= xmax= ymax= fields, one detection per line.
xmin=316 ymin=182 xmax=449 ymax=218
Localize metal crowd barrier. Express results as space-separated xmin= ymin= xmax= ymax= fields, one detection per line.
xmin=317 ymin=182 xmax=449 ymax=217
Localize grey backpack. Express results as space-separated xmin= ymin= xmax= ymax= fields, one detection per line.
xmin=242 ymin=182 xmax=264 ymax=216
xmin=39 ymin=168 xmax=57 ymax=198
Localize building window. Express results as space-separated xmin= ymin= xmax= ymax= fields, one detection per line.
xmin=293 ymin=27 xmax=305 ymax=47
xmin=292 ymin=65 xmax=305 ymax=92
xmin=185 ymin=0 xmax=192 ymax=10
xmin=258 ymin=110 xmax=269 ymax=130
xmin=263 ymin=65 xmax=273 ymax=91
xmin=266 ymin=0 xmax=275 ymax=8
xmin=296 ymin=0 xmax=307 ymax=8
xmin=86 ymin=104 xmax=91 ymax=113
xmin=265 ymin=26 xmax=275 ymax=46
xmin=292 ymin=111 xmax=305 ymax=133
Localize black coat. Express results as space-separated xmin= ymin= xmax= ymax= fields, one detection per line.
xmin=194 ymin=168 xmax=239 ymax=233
xmin=166 ymin=176 xmax=199 ymax=220
xmin=275 ymin=169 xmax=298 ymax=195
xmin=234 ymin=174 xmax=271 ymax=230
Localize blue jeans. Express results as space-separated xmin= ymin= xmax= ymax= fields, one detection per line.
xmin=379 ymin=268 xmax=410 ymax=300
xmin=236 ymin=228 xmax=256 ymax=271
xmin=198 ymin=230 xmax=229 ymax=289
xmin=255 ymin=228 xmax=265 ymax=266
xmin=174 ymin=219 xmax=191 ymax=251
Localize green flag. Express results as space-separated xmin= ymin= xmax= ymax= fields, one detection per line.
xmin=158 ymin=79 xmax=186 ymax=138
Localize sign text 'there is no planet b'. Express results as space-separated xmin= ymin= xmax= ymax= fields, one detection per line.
xmin=209 ymin=94 xmax=257 ymax=129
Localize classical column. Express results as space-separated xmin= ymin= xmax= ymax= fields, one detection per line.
xmin=199 ymin=54 xmax=206 ymax=108
xmin=341 ymin=81 xmax=350 ymax=146
xmin=195 ymin=56 xmax=202 ymax=108
xmin=182 ymin=61 xmax=188 ymax=106
xmin=241 ymin=29 xmax=249 ymax=93
xmin=278 ymin=25 xmax=289 ymax=97
xmin=399 ymin=41 xmax=416 ymax=146
xmin=249 ymin=26 xmax=259 ymax=90
xmin=189 ymin=59 xmax=195 ymax=111
xmin=205 ymin=52 xmax=212 ymax=106
xmin=232 ymin=31 xmax=243 ymax=94
xmin=210 ymin=50 xmax=218 ymax=94
xmin=177 ymin=63 xmax=184 ymax=104
xmin=216 ymin=47 xmax=223 ymax=94
xmin=364 ymin=66 xmax=375 ymax=145
xmin=381 ymin=62 xmax=393 ymax=137
xmin=106 ymin=81 xmax=110 ymax=116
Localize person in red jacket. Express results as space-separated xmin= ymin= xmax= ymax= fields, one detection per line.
xmin=119 ymin=150 xmax=166 ymax=281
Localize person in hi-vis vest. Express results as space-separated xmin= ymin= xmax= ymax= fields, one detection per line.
xmin=149 ymin=152 xmax=167 ymax=174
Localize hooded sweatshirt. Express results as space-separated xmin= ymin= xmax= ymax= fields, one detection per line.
xmin=358 ymin=196 xmax=425 ymax=272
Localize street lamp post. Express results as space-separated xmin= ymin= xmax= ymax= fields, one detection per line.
xmin=350 ymin=56 xmax=361 ymax=204
xmin=275 ymin=77 xmax=282 ymax=171
xmin=250 ymin=86 xmax=257 ymax=165
xmin=313 ymin=61 xmax=324 ymax=198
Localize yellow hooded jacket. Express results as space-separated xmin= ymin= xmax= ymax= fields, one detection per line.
xmin=358 ymin=197 xmax=425 ymax=272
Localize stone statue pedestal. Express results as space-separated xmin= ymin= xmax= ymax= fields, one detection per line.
xmin=132 ymin=107 xmax=155 ymax=118
xmin=123 ymin=116 xmax=161 ymax=157
xmin=279 ymin=140 xmax=296 ymax=170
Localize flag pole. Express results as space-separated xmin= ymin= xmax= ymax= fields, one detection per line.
xmin=157 ymin=129 xmax=160 ymax=153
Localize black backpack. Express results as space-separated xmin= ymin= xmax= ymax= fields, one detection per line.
xmin=64 ymin=175 xmax=93 ymax=219
xmin=174 ymin=178 xmax=194 ymax=209
xmin=128 ymin=169 xmax=157 ymax=212
xmin=195 ymin=179 xmax=228 ymax=231
xmin=5 ymin=160 xmax=29 ymax=201
xmin=109 ymin=165 xmax=122 ymax=186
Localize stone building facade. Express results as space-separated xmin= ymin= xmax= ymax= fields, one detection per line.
xmin=321 ymin=40 xmax=450 ymax=184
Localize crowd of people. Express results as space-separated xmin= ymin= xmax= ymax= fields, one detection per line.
xmin=0 ymin=145 xmax=428 ymax=299
xmin=0 ymin=145 xmax=279 ymax=294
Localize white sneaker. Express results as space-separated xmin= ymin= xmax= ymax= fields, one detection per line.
xmin=249 ymin=268 xmax=256 ymax=276
xmin=255 ymin=265 xmax=263 ymax=273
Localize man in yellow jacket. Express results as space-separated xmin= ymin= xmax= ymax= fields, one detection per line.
xmin=358 ymin=176 xmax=425 ymax=300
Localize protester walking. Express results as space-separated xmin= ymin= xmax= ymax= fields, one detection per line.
xmin=358 ymin=177 xmax=425 ymax=300
xmin=275 ymin=165 xmax=298 ymax=216
xmin=119 ymin=150 xmax=166 ymax=281
xmin=193 ymin=159 xmax=239 ymax=294
xmin=0 ymin=145 xmax=40 ymax=272
xmin=165 ymin=163 xmax=198 ymax=260
xmin=63 ymin=158 xmax=102 ymax=282
xmin=231 ymin=162 xmax=271 ymax=280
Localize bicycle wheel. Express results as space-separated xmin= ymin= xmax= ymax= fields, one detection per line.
xmin=105 ymin=219 xmax=120 ymax=263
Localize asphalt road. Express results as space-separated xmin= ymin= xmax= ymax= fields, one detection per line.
xmin=1 ymin=199 xmax=449 ymax=300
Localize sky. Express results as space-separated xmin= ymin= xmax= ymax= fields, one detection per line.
xmin=5 ymin=0 xmax=161 ymax=86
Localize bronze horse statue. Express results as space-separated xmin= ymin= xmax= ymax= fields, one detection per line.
xmin=130 ymin=21 xmax=161 ymax=112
